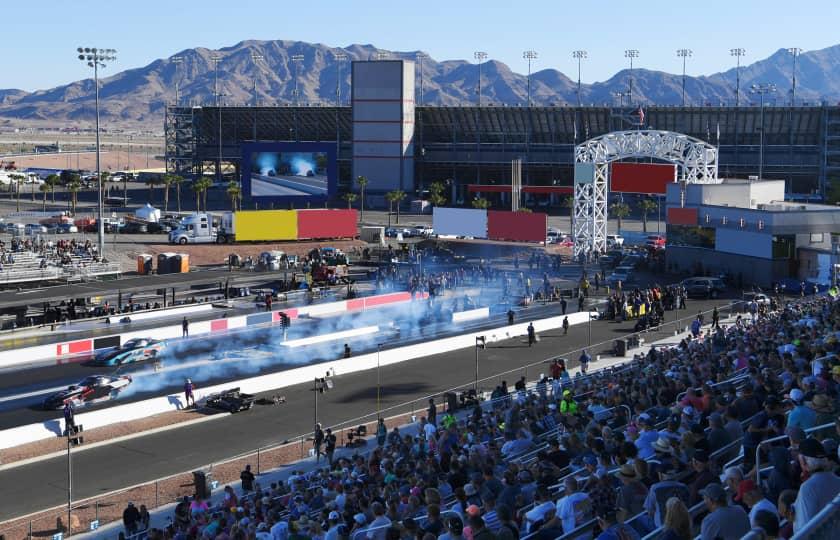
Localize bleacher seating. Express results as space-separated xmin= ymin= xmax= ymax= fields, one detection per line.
xmin=111 ymin=292 xmax=840 ymax=540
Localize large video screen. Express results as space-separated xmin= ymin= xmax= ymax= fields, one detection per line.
xmin=241 ymin=142 xmax=337 ymax=204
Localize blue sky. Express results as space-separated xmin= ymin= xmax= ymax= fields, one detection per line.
xmin=7 ymin=0 xmax=839 ymax=91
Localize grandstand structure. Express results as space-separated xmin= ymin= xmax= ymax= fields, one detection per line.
xmin=165 ymin=103 xmax=840 ymax=201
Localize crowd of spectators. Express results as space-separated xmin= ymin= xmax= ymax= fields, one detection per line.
xmin=0 ymin=236 xmax=102 ymax=271
xmin=123 ymin=293 xmax=840 ymax=540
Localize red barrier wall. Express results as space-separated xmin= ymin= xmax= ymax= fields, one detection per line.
xmin=667 ymin=207 xmax=698 ymax=226
xmin=57 ymin=340 xmax=92 ymax=356
xmin=611 ymin=163 xmax=676 ymax=194
xmin=210 ymin=320 xmax=228 ymax=332
xmin=487 ymin=211 xmax=547 ymax=243
xmin=296 ymin=210 xmax=357 ymax=240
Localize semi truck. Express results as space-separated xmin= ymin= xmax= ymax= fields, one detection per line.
xmin=169 ymin=209 xmax=357 ymax=244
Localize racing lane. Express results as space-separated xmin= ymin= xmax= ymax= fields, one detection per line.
xmin=0 ymin=296 xmax=560 ymax=427
xmin=0 ymin=297 xmax=732 ymax=521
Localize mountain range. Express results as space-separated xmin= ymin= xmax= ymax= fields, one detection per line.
xmin=2 ymin=40 xmax=840 ymax=129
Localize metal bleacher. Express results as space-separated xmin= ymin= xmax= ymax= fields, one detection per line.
xmin=0 ymin=248 xmax=120 ymax=286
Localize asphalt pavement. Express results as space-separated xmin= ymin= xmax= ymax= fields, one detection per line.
xmin=0 ymin=295 xmax=732 ymax=522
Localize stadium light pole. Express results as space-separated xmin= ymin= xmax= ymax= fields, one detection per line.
xmin=730 ymin=48 xmax=746 ymax=106
xmin=474 ymin=51 xmax=488 ymax=107
xmin=624 ymin=50 xmax=639 ymax=105
xmin=677 ymin=49 xmax=692 ymax=106
xmin=416 ymin=53 xmax=427 ymax=106
xmin=77 ymin=46 xmax=116 ymax=259
xmin=522 ymin=50 xmax=538 ymax=107
xmin=291 ymin=54 xmax=305 ymax=141
xmin=171 ymin=55 xmax=183 ymax=105
xmin=787 ymin=47 xmax=803 ymax=106
xmin=250 ymin=52 xmax=264 ymax=141
xmin=333 ymin=52 xmax=348 ymax=106
xmin=751 ymin=83 xmax=776 ymax=179
xmin=211 ymin=53 xmax=221 ymax=106
xmin=572 ymin=50 xmax=587 ymax=108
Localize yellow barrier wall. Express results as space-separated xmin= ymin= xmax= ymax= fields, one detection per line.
xmin=235 ymin=210 xmax=298 ymax=241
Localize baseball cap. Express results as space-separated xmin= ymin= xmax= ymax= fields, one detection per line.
xmin=734 ymin=479 xmax=758 ymax=501
xmin=788 ymin=388 xmax=804 ymax=403
xmin=354 ymin=513 xmax=367 ymax=524
xmin=466 ymin=504 xmax=481 ymax=517
xmin=329 ymin=511 xmax=340 ymax=521
xmin=700 ymin=483 xmax=727 ymax=503
xmin=800 ymin=438 xmax=828 ymax=459
xmin=683 ymin=406 xmax=694 ymax=416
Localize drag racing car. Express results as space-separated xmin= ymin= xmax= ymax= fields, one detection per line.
xmin=42 ymin=375 xmax=133 ymax=410
xmin=204 ymin=387 xmax=256 ymax=413
xmin=91 ymin=338 xmax=166 ymax=366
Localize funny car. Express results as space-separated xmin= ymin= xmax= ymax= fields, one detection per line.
xmin=42 ymin=375 xmax=133 ymax=410
xmin=91 ymin=338 xmax=166 ymax=366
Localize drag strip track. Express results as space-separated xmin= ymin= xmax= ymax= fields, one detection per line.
xmin=0 ymin=298 xmax=561 ymax=429
xmin=0 ymin=297 xmax=729 ymax=522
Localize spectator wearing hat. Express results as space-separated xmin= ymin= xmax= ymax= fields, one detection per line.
xmin=256 ymin=521 xmax=272 ymax=540
xmin=806 ymin=393 xmax=836 ymax=425
xmin=324 ymin=511 xmax=342 ymax=540
xmin=616 ymin=462 xmax=648 ymax=522
xmin=699 ymin=483 xmax=750 ymax=540
xmin=644 ymin=465 xmax=690 ymax=528
xmin=793 ymin=438 xmax=840 ymax=532
xmin=785 ymin=389 xmax=816 ymax=430
xmin=733 ymin=479 xmax=779 ymax=528
xmin=688 ymin=450 xmax=716 ymax=506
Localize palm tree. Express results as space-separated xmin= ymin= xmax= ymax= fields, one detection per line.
xmin=343 ymin=192 xmax=357 ymax=209
xmin=471 ymin=197 xmax=491 ymax=209
xmin=227 ymin=181 xmax=242 ymax=211
xmin=30 ymin=177 xmax=36 ymax=202
xmin=428 ymin=181 xmax=447 ymax=207
xmin=68 ymin=179 xmax=81 ymax=215
xmin=9 ymin=174 xmax=24 ymax=211
xmin=637 ymin=197 xmax=658 ymax=233
xmin=192 ymin=177 xmax=212 ymax=211
xmin=45 ymin=174 xmax=60 ymax=203
xmin=161 ymin=174 xmax=175 ymax=213
xmin=561 ymin=195 xmax=574 ymax=232
xmin=610 ymin=202 xmax=631 ymax=232
xmin=386 ymin=190 xmax=407 ymax=223
xmin=39 ymin=182 xmax=50 ymax=211
xmin=356 ymin=176 xmax=368 ymax=223
xmin=172 ymin=175 xmax=185 ymax=214
xmin=146 ymin=174 xmax=161 ymax=203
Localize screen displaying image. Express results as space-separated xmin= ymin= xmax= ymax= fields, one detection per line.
xmin=250 ymin=151 xmax=329 ymax=197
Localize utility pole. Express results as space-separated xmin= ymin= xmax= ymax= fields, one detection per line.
xmin=624 ymin=49 xmax=639 ymax=104
xmin=291 ymin=54 xmax=304 ymax=141
xmin=172 ymin=56 xmax=183 ymax=105
xmin=250 ymin=52 xmax=264 ymax=141
xmin=474 ymin=51 xmax=488 ymax=107
xmin=211 ymin=54 xmax=221 ymax=106
xmin=333 ymin=52 xmax=347 ymax=106
xmin=676 ymin=49 xmax=692 ymax=106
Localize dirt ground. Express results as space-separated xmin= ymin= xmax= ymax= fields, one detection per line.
xmin=5 ymin=149 xmax=164 ymax=173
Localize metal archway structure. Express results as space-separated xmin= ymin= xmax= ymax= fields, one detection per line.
xmin=572 ymin=129 xmax=720 ymax=258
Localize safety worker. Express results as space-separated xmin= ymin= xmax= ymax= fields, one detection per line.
xmin=562 ymin=316 xmax=569 ymax=335
xmin=559 ymin=390 xmax=578 ymax=415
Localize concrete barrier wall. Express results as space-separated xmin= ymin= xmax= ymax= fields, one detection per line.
xmin=0 ymin=292 xmax=428 ymax=370
xmin=451 ymin=307 xmax=490 ymax=323
xmin=0 ymin=310 xmax=595 ymax=450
